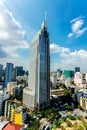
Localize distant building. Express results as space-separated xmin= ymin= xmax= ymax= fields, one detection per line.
xmin=13 ymin=87 xmax=21 ymax=96
xmin=5 ymin=63 xmax=14 ymax=88
xmin=64 ymin=70 xmax=74 ymax=79
xmin=57 ymin=69 xmax=62 ymax=78
xmin=76 ymin=88 xmax=87 ymax=110
xmin=23 ymin=15 xmax=50 ymax=111
xmin=7 ymin=82 xmax=17 ymax=95
xmin=74 ymin=72 xmax=86 ymax=87
xmin=75 ymin=67 xmax=80 ymax=73
xmin=0 ymin=64 xmax=3 ymax=81
xmin=50 ymin=72 xmax=57 ymax=88
xmin=14 ymin=66 xmax=25 ymax=80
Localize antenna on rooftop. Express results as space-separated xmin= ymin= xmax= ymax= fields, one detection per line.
xmin=44 ymin=11 xmax=47 ymax=28
xmin=45 ymin=11 xmax=47 ymax=23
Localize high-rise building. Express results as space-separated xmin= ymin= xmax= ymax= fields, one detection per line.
xmin=75 ymin=67 xmax=80 ymax=73
xmin=5 ymin=63 xmax=14 ymax=88
xmin=0 ymin=64 xmax=3 ymax=81
xmin=23 ymin=14 xmax=50 ymax=111
xmin=57 ymin=69 xmax=63 ymax=78
xmin=14 ymin=66 xmax=25 ymax=78
xmin=64 ymin=70 xmax=74 ymax=79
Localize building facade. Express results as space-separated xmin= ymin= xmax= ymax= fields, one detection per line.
xmin=0 ymin=64 xmax=3 ymax=81
xmin=75 ymin=67 xmax=80 ymax=73
xmin=11 ymin=107 xmax=27 ymax=125
xmin=4 ymin=100 xmax=16 ymax=120
xmin=23 ymin=17 xmax=50 ymax=110
xmin=5 ymin=63 xmax=14 ymax=88
xmin=0 ymin=90 xmax=4 ymax=116
xmin=64 ymin=70 xmax=74 ymax=79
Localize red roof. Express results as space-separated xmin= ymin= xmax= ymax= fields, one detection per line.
xmin=2 ymin=123 xmax=23 ymax=130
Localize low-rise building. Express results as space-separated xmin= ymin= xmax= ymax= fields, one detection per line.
xmin=0 ymin=89 xmax=9 ymax=116
xmin=7 ymin=82 xmax=17 ymax=95
xmin=11 ymin=107 xmax=27 ymax=125
xmin=4 ymin=100 xmax=17 ymax=120
xmin=76 ymin=88 xmax=87 ymax=110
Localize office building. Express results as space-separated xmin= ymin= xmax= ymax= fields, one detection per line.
xmin=57 ymin=69 xmax=62 ymax=78
xmin=75 ymin=67 xmax=80 ymax=73
xmin=23 ymin=14 xmax=50 ymax=111
xmin=5 ymin=63 xmax=14 ymax=88
xmin=64 ymin=70 xmax=74 ymax=79
xmin=0 ymin=64 xmax=3 ymax=81
xmin=14 ymin=66 xmax=25 ymax=80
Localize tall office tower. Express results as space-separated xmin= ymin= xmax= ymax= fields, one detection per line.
xmin=0 ymin=64 xmax=3 ymax=81
xmin=15 ymin=66 xmax=25 ymax=77
xmin=5 ymin=63 xmax=14 ymax=88
xmin=14 ymin=66 xmax=25 ymax=81
xmin=23 ymin=14 xmax=50 ymax=111
xmin=75 ymin=67 xmax=80 ymax=73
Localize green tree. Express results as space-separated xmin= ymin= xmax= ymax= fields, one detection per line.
xmin=54 ymin=120 xmax=61 ymax=128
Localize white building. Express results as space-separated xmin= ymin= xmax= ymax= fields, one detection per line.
xmin=50 ymin=72 xmax=57 ymax=88
xmin=23 ymin=15 xmax=50 ymax=111
xmin=74 ymin=72 xmax=83 ymax=87
xmin=0 ymin=89 xmax=9 ymax=115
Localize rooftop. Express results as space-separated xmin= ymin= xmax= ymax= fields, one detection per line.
xmin=0 ymin=120 xmax=9 ymax=130
xmin=2 ymin=123 xmax=23 ymax=130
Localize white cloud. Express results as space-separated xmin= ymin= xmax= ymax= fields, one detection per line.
xmin=0 ymin=1 xmax=29 ymax=58
xmin=68 ymin=33 xmax=73 ymax=38
xmin=50 ymin=43 xmax=70 ymax=53
xmin=68 ymin=16 xmax=87 ymax=38
xmin=50 ymin=43 xmax=87 ymax=72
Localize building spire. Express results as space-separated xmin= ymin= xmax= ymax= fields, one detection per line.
xmin=45 ymin=11 xmax=47 ymax=24
xmin=41 ymin=11 xmax=47 ymax=30
xmin=44 ymin=11 xmax=47 ymax=28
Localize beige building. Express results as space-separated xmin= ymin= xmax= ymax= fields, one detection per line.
xmin=7 ymin=82 xmax=17 ymax=95
xmin=80 ymin=96 xmax=87 ymax=110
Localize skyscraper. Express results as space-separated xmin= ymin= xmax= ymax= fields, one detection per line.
xmin=5 ymin=63 xmax=14 ymax=88
xmin=0 ymin=64 xmax=3 ymax=81
xmin=23 ymin=14 xmax=50 ymax=111
xmin=75 ymin=67 xmax=80 ymax=73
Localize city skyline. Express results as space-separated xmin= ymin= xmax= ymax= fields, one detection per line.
xmin=0 ymin=0 xmax=87 ymax=72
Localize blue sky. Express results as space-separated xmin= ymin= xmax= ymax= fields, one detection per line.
xmin=0 ymin=0 xmax=87 ymax=72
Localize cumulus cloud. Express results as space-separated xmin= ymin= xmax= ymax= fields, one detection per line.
xmin=50 ymin=43 xmax=70 ymax=53
xmin=50 ymin=43 xmax=87 ymax=72
xmin=68 ymin=16 xmax=87 ymax=38
xmin=0 ymin=1 xmax=29 ymax=58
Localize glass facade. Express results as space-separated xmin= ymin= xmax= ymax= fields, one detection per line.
xmin=23 ymin=21 xmax=50 ymax=110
